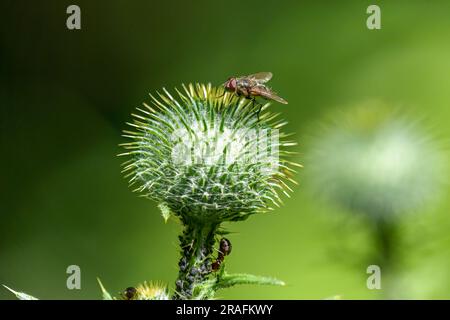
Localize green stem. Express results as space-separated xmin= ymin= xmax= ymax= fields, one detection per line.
xmin=374 ymin=218 xmax=398 ymax=299
xmin=173 ymin=219 xmax=219 ymax=299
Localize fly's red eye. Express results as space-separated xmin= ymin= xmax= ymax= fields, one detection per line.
xmin=230 ymin=78 xmax=236 ymax=89
xmin=225 ymin=78 xmax=236 ymax=90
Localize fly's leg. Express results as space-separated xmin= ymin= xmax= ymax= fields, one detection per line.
xmin=243 ymin=94 xmax=253 ymax=104
xmin=256 ymin=102 xmax=262 ymax=121
xmin=247 ymin=97 xmax=262 ymax=121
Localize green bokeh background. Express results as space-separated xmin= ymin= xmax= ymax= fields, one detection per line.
xmin=1 ymin=0 xmax=450 ymax=299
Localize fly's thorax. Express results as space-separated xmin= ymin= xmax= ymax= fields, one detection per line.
xmin=236 ymin=77 xmax=255 ymax=89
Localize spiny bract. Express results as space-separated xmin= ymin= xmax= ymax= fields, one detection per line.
xmin=120 ymin=83 xmax=298 ymax=223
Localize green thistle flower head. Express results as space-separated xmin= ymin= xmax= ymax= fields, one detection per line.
xmin=121 ymin=83 xmax=297 ymax=224
xmin=123 ymin=282 xmax=169 ymax=300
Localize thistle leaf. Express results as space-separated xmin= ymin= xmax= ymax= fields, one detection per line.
xmin=96 ymin=278 xmax=114 ymax=300
xmin=193 ymin=272 xmax=284 ymax=299
xmin=3 ymin=285 xmax=39 ymax=300
xmin=215 ymin=273 xmax=285 ymax=289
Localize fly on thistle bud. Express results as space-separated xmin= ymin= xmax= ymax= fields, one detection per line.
xmin=120 ymin=83 xmax=298 ymax=225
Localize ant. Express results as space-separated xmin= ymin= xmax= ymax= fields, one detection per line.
xmin=212 ymin=238 xmax=232 ymax=271
xmin=122 ymin=287 xmax=137 ymax=300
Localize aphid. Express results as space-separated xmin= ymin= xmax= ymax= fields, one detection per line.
xmin=212 ymin=238 xmax=232 ymax=271
xmin=122 ymin=286 xmax=137 ymax=300
xmin=223 ymin=72 xmax=288 ymax=105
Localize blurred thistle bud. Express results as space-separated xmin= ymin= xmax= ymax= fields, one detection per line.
xmin=306 ymin=101 xmax=446 ymax=220
xmin=120 ymin=83 xmax=298 ymax=225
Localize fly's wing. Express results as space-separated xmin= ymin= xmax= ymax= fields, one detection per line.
xmin=245 ymin=72 xmax=273 ymax=83
xmin=250 ymin=86 xmax=288 ymax=104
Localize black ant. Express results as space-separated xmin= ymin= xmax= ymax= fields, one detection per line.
xmin=212 ymin=238 xmax=232 ymax=271
xmin=122 ymin=286 xmax=137 ymax=300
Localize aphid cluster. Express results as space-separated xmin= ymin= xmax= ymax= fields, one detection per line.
xmin=175 ymin=234 xmax=214 ymax=299
xmin=212 ymin=238 xmax=232 ymax=271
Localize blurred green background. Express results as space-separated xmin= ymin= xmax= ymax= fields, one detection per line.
xmin=1 ymin=0 xmax=450 ymax=299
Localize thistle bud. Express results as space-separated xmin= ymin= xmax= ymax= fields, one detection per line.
xmin=121 ymin=83 xmax=296 ymax=224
